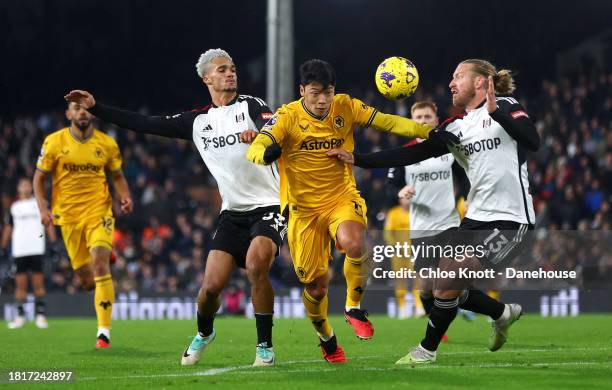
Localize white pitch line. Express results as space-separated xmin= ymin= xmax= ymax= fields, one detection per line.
xmin=406 ymin=361 xmax=611 ymax=370
xmin=443 ymin=346 xmax=611 ymax=355
xmin=79 ymin=348 xmax=612 ymax=381
xmin=80 ymin=355 xmax=383 ymax=381
xmin=190 ymin=361 xmax=612 ymax=376
xmin=80 ymin=365 xmax=253 ymax=381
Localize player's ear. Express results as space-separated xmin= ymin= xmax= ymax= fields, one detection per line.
xmin=299 ymin=85 xmax=305 ymax=97
xmin=65 ymin=102 xmax=73 ymax=121
xmin=202 ymin=75 xmax=211 ymax=86
xmin=475 ymin=75 xmax=486 ymax=90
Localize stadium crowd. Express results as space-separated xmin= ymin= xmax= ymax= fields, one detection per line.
xmin=1 ymin=70 xmax=610 ymax=294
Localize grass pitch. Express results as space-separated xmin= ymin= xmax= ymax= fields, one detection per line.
xmin=1 ymin=315 xmax=611 ymax=389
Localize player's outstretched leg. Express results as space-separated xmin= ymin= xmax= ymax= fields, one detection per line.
xmin=246 ymin=236 xmax=277 ymax=367
xmin=302 ymin=280 xmax=346 ymax=363
xmin=343 ymin=252 xmax=373 ymax=339
xmin=182 ymin=251 xmax=234 ymax=366
xmin=337 ymin=221 xmax=374 ymax=340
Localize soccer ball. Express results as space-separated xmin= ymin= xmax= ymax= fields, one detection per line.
xmin=375 ymin=56 xmax=420 ymax=100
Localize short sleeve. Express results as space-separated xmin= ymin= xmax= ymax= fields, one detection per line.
xmin=244 ymin=96 xmax=274 ymax=130
xmin=259 ymin=107 xmax=291 ymax=147
xmin=350 ymin=97 xmax=378 ymax=127
xmin=106 ymin=137 xmax=123 ymax=172
xmin=36 ymin=136 xmax=58 ymax=173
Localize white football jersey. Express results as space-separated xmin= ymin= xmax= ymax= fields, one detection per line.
xmin=445 ymin=99 xmax=535 ymax=224
xmin=8 ymin=197 xmax=46 ymax=257
xmin=388 ymin=153 xmax=460 ymax=238
xmin=167 ymin=95 xmax=280 ymax=212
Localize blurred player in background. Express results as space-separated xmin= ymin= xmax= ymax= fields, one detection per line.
xmin=247 ymin=59 xmax=458 ymax=363
xmin=383 ymin=195 xmax=423 ymax=319
xmin=65 ymin=48 xmax=284 ymax=367
xmin=389 ymin=101 xmax=474 ymax=330
xmin=2 ymin=178 xmax=58 ymax=329
xmin=33 ymin=102 xmax=133 ymax=348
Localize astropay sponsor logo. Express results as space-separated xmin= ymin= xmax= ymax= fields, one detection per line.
xmin=299 ymin=138 xmax=344 ymax=151
xmin=63 ymin=163 xmax=103 ymax=173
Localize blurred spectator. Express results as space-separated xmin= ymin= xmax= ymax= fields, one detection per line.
xmin=222 ymin=282 xmax=247 ymax=315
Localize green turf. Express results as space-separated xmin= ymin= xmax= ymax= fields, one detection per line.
xmin=1 ymin=315 xmax=611 ymax=389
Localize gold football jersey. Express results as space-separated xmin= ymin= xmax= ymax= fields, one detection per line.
xmin=36 ymin=128 xmax=122 ymax=225
xmin=261 ymin=94 xmax=377 ymax=211
xmin=384 ymin=205 xmax=410 ymax=246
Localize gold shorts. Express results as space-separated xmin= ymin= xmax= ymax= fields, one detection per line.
xmin=288 ymin=196 xmax=367 ymax=284
xmin=60 ymin=215 xmax=114 ymax=270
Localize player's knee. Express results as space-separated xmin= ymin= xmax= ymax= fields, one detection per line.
xmin=81 ymin=279 xmax=95 ymax=291
xmin=34 ymin=287 xmax=45 ymax=296
xmin=91 ymin=247 xmax=111 ymax=272
xmin=306 ymin=285 xmax=328 ymax=301
xmin=202 ymin=279 xmax=225 ymax=297
xmin=245 ymin=260 xmax=269 ymax=284
xmin=343 ymin=241 xmax=366 ymax=259
xmin=433 ymin=290 xmax=461 ymax=300
xmin=14 ymin=276 xmax=28 ymax=291
xmin=92 ymin=261 xmax=110 ymax=277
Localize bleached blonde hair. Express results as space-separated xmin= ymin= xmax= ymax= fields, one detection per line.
xmin=195 ymin=48 xmax=233 ymax=78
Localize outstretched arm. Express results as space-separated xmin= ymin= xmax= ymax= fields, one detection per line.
xmin=328 ymin=140 xmax=448 ymax=169
xmin=350 ymin=97 xmax=460 ymax=145
xmin=369 ymin=112 xmax=433 ymax=138
xmin=370 ymin=112 xmax=461 ymax=146
xmin=64 ymin=90 xmax=193 ymax=140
